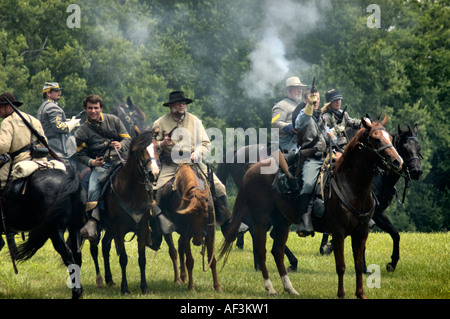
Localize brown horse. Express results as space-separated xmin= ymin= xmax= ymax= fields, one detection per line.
xmin=220 ymin=115 xmax=403 ymax=298
xmin=159 ymin=163 xmax=221 ymax=292
xmin=98 ymin=130 xmax=159 ymax=294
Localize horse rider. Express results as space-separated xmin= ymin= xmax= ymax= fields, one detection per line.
xmin=0 ymin=92 xmax=49 ymax=190
xmin=152 ymin=91 xmax=247 ymax=242
xmin=75 ymin=94 xmax=131 ymax=241
xmin=37 ymin=82 xmax=81 ymax=164
xmin=294 ymin=91 xmax=336 ymax=237
xmin=321 ymin=89 xmax=361 ymax=148
xmin=271 ymin=76 xmax=308 ymax=154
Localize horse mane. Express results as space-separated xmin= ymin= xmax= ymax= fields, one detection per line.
xmin=334 ymin=127 xmax=367 ymax=172
xmin=129 ymin=130 xmax=154 ymax=153
xmin=174 ymin=164 xmax=209 ymax=215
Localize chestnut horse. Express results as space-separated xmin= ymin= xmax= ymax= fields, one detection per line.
xmin=220 ymin=116 xmax=403 ymax=298
xmin=95 ymin=130 xmax=159 ymax=294
xmin=159 ymin=163 xmax=221 ymax=292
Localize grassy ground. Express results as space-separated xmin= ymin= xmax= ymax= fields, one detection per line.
xmin=0 ymin=231 xmax=448 ymax=299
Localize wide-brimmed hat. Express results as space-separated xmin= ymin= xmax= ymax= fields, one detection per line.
xmin=0 ymin=92 xmax=23 ymax=107
xmin=285 ymin=76 xmax=307 ymax=88
xmin=163 ymin=91 xmax=193 ymax=107
xmin=42 ymin=82 xmax=62 ymax=93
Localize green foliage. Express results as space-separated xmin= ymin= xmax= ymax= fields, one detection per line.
xmin=0 ymin=0 xmax=448 ymax=231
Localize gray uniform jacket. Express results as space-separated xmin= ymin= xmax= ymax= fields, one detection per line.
xmin=322 ymin=110 xmax=361 ymax=147
xmin=271 ymin=97 xmax=298 ymax=151
xmin=37 ymin=99 xmax=70 ymax=157
xmin=75 ymin=113 xmax=131 ymax=167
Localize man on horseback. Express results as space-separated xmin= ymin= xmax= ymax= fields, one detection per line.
xmin=321 ymin=89 xmax=361 ymax=148
xmin=75 ymin=94 xmax=131 ymax=241
xmin=294 ymin=91 xmax=335 ymax=237
xmin=0 ymin=92 xmax=49 ymax=189
xmin=152 ymin=91 xmax=246 ymax=244
xmin=271 ymin=76 xmax=307 ymax=154
xmin=37 ymin=82 xmax=81 ymax=164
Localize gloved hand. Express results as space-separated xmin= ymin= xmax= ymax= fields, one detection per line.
xmin=304 ymin=93 xmax=318 ymax=116
xmin=66 ymin=116 xmax=81 ymax=132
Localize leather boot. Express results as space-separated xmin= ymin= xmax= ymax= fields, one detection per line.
xmin=80 ymin=207 xmax=100 ymax=241
xmin=295 ymin=194 xmax=314 ymax=237
xmin=216 ymin=195 xmax=248 ymax=236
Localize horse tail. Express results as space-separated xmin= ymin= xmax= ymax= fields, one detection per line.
xmin=218 ymin=183 xmax=247 ymax=262
xmin=16 ymin=166 xmax=83 ymax=262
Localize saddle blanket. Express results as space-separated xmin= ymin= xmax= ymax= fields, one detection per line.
xmin=11 ymin=160 xmax=66 ymax=179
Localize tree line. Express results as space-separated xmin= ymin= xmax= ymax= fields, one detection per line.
xmin=0 ymin=0 xmax=448 ymax=231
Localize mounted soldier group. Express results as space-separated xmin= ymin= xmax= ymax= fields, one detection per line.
xmin=0 ymin=75 xmax=422 ymax=298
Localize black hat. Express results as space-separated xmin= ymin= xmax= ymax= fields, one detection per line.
xmin=0 ymin=92 xmax=23 ymax=107
xmin=325 ymin=89 xmax=343 ymax=104
xmin=163 ymin=91 xmax=193 ymax=107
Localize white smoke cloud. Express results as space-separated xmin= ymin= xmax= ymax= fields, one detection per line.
xmin=240 ymin=0 xmax=329 ymax=99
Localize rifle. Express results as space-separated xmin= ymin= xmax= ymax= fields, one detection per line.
xmin=2 ymin=96 xmax=63 ymax=162
xmin=336 ymin=104 xmax=348 ymax=125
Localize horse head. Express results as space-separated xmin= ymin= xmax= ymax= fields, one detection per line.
xmin=360 ymin=115 xmax=403 ymax=172
xmin=174 ymin=164 xmax=211 ymax=246
xmin=395 ymin=124 xmax=423 ymax=180
xmin=129 ymin=130 xmax=160 ymax=182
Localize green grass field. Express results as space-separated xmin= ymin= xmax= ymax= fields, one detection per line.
xmin=0 ymin=231 xmax=448 ymax=299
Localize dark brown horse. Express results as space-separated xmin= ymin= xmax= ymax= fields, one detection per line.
xmin=95 ymin=130 xmax=159 ymax=294
xmin=220 ymin=116 xmax=403 ymax=298
xmin=159 ymin=163 xmax=221 ymax=292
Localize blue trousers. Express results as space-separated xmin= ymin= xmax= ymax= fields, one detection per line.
xmin=300 ymin=157 xmax=324 ymax=195
xmin=87 ymin=162 xmax=112 ymax=204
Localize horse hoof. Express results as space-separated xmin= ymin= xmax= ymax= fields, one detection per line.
xmin=386 ymin=263 xmax=395 ymax=272
xmin=121 ymin=289 xmax=130 ymax=295
xmin=96 ymin=275 xmax=104 ymax=288
xmin=287 ymin=266 xmax=297 ymax=273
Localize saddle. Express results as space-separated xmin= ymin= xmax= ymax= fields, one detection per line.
xmin=3 ymin=160 xmax=67 ymax=203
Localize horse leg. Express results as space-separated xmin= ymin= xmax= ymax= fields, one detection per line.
xmin=254 ymin=225 xmax=276 ymax=296
xmin=102 ymin=231 xmax=116 ymax=286
xmin=164 ymin=234 xmax=181 ymax=285
xmin=373 ymin=211 xmax=400 ymax=272
xmin=206 ymin=229 xmax=222 ymax=293
xmin=320 ymin=233 xmax=333 ymax=255
xmin=351 ymin=230 xmax=369 ymax=299
xmin=181 ymin=235 xmax=195 ymax=291
xmin=50 ymin=228 xmax=83 ymax=299
xmin=89 ymin=238 xmax=103 ymax=287
xmin=178 ymin=236 xmax=188 ymax=283
xmin=270 ymin=228 xmax=297 ymax=272
xmin=250 ymin=229 xmax=261 ymax=271
xmin=271 ymin=223 xmax=298 ymax=295
xmin=138 ymin=227 xmax=149 ymax=294
xmin=332 ymin=234 xmax=346 ymax=299
xmin=115 ymin=237 xmax=129 ymax=295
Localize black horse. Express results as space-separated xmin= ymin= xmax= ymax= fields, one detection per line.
xmin=111 ymin=97 xmax=148 ymax=138
xmin=369 ymin=123 xmax=423 ymax=271
xmin=1 ymin=165 xmax=85 ymax=299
